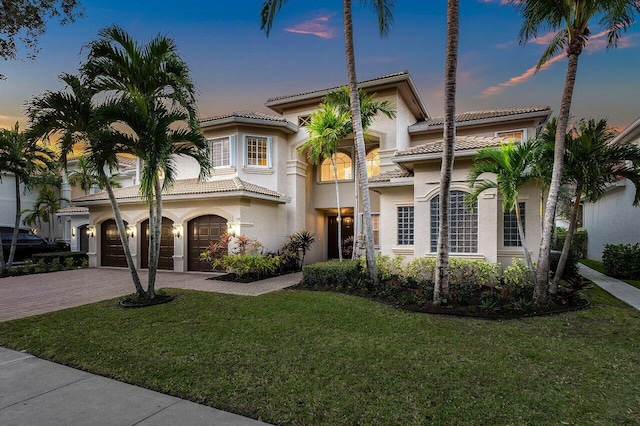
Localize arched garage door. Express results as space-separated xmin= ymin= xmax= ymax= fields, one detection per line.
xmin=101 ymin=219 xmax=127 ymax=267
xmin=187 ymin=215 xmax=227 ymax=271
xmin=141 ymin=218 xmax=174 ymax=270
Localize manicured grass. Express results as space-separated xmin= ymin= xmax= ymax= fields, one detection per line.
xmin=1 ymin=288 xmax=639 ymax=425
xmin=581 ymin=259 xmax=640 ymax=290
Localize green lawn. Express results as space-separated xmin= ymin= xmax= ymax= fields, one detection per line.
xmin=581 ymin=259 xmax=640 ymax=290
xmin=0 ymin=287 xmax=639 ymax=425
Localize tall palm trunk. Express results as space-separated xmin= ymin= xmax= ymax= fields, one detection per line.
xmin=535 ymin=49 xmax=580 ymax=303
xmin=7 ymin=178 xmax=22 ymax=269
xmin=515 ymin=200 xmax=536 ymax=284
xmin=103 ymin=174 xmax=145 ymax=296
xmin=146 ymin=179 xmax=163 ymax=298
xmin=343 ymin=0 xmax=378 ymax=282
xmin=551 ymin=184 xmax=583 ymax=291
xmin=332 ymin=156 xmax=343 ymax=261
xmin=434 ymin=0 xmax=459 ymax=304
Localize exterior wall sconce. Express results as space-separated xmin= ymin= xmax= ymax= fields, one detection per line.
xmin=227 ymin=222 xmax=239 ymax=237
xmin=71 ymin=227 xmax=76 ymax=238
xmin=126 ymin=225 xmax=136 ymax=239
xmin=87 ymin=226 xmax=96 ymax=238
xmin=172 ymin=224 xmax=183 ymax=238
xmin=343 ymin=217 xmax=354 ymax=226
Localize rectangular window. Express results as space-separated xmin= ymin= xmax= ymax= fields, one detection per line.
xmin=211 ymin=137 xmax=230 ymax=168
xmin=496 ymin=129 xmax=525 ymax=141
xmin=504 ymin=202 xmax=525 ymax=247
xmin=430 ymin=191 xmax=478 ymax=253
xmin=246 ymin=136 xmax=269 ymax=167
xmin=371 ymin=213 xmax=380 ymax=247
xmin=397 ymin=206 xmax=414 ymax=246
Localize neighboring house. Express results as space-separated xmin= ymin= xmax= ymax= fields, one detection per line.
xmin=62 ymin=71 xmax=551 ymax=271
xmin=583 ymin=116 xmax=640 ymax=260
xmin=0 ymin=174 xmax=40 ymax=233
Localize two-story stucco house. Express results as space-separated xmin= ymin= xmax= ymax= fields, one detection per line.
xmin=59 ymin=71 xmax=551 ymax=271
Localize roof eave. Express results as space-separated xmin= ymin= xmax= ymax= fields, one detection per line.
xmin=408 ymin=109 xmax=552 ymax=134
xmin=74 ymin=191 xmax=290 ymax=206
xmin=200 ymin=116 xmax=298 ymax=134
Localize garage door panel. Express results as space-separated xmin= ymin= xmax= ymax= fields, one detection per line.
xmin=187 ymin=215 xmax=226 ymax=271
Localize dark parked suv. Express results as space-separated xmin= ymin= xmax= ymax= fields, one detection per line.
xmin=1 ymin=227 xmax=70 ymax=262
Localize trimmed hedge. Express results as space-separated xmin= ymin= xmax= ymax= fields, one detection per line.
xmin=602 ymin=243 xmax=640 ymax=279
xmin=31 ymin=251 xmax=88 ymax=265
xmin=300 ymin=260 xmax=363 ymax=289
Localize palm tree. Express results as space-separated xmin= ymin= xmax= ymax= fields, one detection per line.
xmin=27 ymin=72 xmax=147 ymax=297
xmin=552 ymin=118 xmax=640 ymax=290
xmin=0 ymin=123 xmax=55 ymax=270
xmin=67 ymin=156 xmax=97 ymax=194
xmin=26 ymin=186 xmax=68 ymax=241
xmin=261 ymin=0 xmax=396 ymax=283
xmin=99 ymin=97 xmax=210 ymax=297
xmin=510 ymin=0 xmax=640 ymax=303
xmin=83 ymin=25 xmax=209 ymax=299
xmin=433 ymin=0 xmax=460 ymax=304
xmin=468 ymin=141 xmax=539 ymax=284
xmin=298 ymin=103 xmax=350 ymax=261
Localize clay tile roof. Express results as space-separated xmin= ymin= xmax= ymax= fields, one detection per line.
xmin=415 ymin=105 xmax=551 ymax=127
xmin=56 ymin=206 xmax=89 ymax=214
xmin=116 ymin=154 xmax=137 ymax=170
xmin=72 ymin=177 xmax=284 ymax=203
xmin=199 ymin=110 xmax=289 ymax=124
xmin=266 ymin=71 xmax=410 ymax=103
xmin=396 ymin=136 xmax=509 ymax=157
xmin=368 ymin=169 xmax=413 ymax=183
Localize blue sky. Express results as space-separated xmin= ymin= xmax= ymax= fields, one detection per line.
xmin=1 ymin=0 xmax=639 ymax=130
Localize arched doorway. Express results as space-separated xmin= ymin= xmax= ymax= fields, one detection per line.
xmin=140 ymin=218 xmax=174 ymax=270
xmin=187 ymin=215 xmax=227 ymax=271
xmin=101 ymin=219 xmax=127 ymax=267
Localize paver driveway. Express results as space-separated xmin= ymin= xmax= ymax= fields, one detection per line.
xmin=0 ymin=268 xmax=301 ymax=322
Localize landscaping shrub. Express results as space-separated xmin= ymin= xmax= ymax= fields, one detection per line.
xmin=449 ymin=258 xmax=500 ymax=287
xmin=602 ymin=243 xmax=640 ymax=279
xmin=213 ymin=254 xmax=280 ymax=279
xmin=31 ymin=251 xmax=88 ymax=266
xmin=300 ymin=260 xmax=362 ymax=290
xmin=405 ymin=257 xmax=436 ymax=286
xmin=375 ymin=254 xmax=405 ymax=281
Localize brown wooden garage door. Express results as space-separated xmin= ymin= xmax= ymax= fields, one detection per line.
xmin=101 ymin=219 xmax=127 ymax=267
xmin=141 ymin=218 xmax=174 ymax=270
xmin=187 ymin=215 xmax=227 ymax=271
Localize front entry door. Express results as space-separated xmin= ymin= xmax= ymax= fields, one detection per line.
xmin=327 ymin=215 xmax=354 ymax=259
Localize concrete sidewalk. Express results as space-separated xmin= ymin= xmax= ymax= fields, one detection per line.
xmin=579 ymin=263 xmax=640 ymax=311
xmin=0 ymin=347 xmax=268 ymax=425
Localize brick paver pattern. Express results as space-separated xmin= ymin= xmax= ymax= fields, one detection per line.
xmin=0 ymin=268 xmax=301 ymax=322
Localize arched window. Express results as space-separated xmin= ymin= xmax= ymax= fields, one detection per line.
xmin=366 ymin=148 xmax=380 ymax=177
xmin=320 ymin=152 xmax=353 ymax=182
xmin=430 ymin=190 xmax=478 ymax=253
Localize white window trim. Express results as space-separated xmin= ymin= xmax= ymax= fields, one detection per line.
xmin=495 ymin=128 xmax=527 ymax=140
xmin=209 ymin=135 xmax=236 ymax=169
xmin=244 ymin=135 xmax=272 ymax=168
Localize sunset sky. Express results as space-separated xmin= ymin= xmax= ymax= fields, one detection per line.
xmin=1 ymin=0 xmax=639 ymax=131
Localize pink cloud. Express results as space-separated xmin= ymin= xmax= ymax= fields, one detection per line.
xmin=285 ymin=16 xmax=336 ymax=39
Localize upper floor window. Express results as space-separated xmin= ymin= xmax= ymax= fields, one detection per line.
xmin=320 ymin=152 xmax=352 ymax=182
xmin=210 ymin=136 xmax=233 ymax=168
xmin=366 ymin=148 xmax=380 ymax=177
xmin=504 ymin=202 xmax=525 ymax=247
xmin=397 ymin=206 xmax=414 ymax=245
xmin=496 ymin=129 xmax=526 ymax=141
xmin=245 ymin=136 xmax=270 ymax=167
xmin=430 ymin=190 xmax=478 ymax=253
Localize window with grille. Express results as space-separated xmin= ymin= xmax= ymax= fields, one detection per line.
xmin=496 ymin=129 xmax=525 ymax=141
xmin=397 ymin=206 xmax=414 ymax=245
xmin=430 ymin=191 xmax=478 ymax=253
xmin=211 ymin=137 xmax=230 ymax=168
xmin=246 ymin=136 xmax=269 ymax=167
xmin=320 ymin=152 xmax=352 ymax=181
xmin=504 ymin=202 xmax=525 ymax=247
xmin=298 ymin=115 xmax=311 ymax=127
xmin=366 ymin=148 xmax=380 ymax=177
xmin=371 ymin=213 xmax=380 ymax=247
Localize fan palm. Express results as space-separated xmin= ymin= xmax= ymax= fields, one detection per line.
xmin=0 ymin=123 xmax=56 ymax=270
xmin=468 ymin=141 xmax=539 ymax=284
xmin=510 ymin=0 xmax=640 ymax=302
xmin=298 ymin=104 xmax=350 ymax=261
xmin=261 ymin=0 xmax=396 ymax=283
xmin=552 ymin=118 xmax=640 ymax=290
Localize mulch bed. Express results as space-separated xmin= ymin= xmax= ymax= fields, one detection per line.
xmin=119 ymin=294 xmax=175 ymax=308
xmin=207 ymin=271 xmax=297 ymax=283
